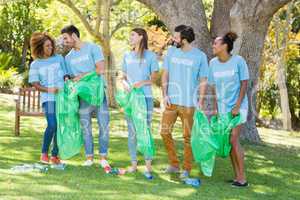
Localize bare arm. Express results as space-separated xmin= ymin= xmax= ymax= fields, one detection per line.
xmin=198 ymin=78 xmax=207 ymax=109
xmin=236 ymin=80 xmax=248 ymax=107
xmin=95 ymin=60 xmax=105 ymax=75
xmin=161 ymin=69 xmax=171 ymax=108
xmin=133 ymin=71 xmax=159 ymax=88
xmin=73 ymin=60 xmax=105 ymax=81
xmin=232 ymin=80 xmax=248 ymax=115
xmin=161 ymin=69 xmax=168 ymax=98
xmin=121 ymin=73 xmax=130 ymax=91
xmin=73 ymin=72 xmax=89 ymax=81
xmin=31 ymin=82 xmax=58 ymax=94
xmin=211 ymin=85 xmax=218 ymax=115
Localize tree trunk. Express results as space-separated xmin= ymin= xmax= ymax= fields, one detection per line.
xmin=210 ymin=0 xmax=236 ymax=38
xmin=229 ymin=2 xmax=274 ymax=143
xmin=276 ymin=57 xmax=292 ymax=130
xmin=137 ymin=0 xmax=292 ymax=143
xmin=103 ymin=45 xmax=117 ymax=108
xmin=274 ymin=3 xmax=293 ymax=131
xmin=102 ymin=0 xmax=117 ymax=107
xmin=21 ymin=38 xmax=29 ymax=71
xmin=138 ymin=0 xmax=213 ymax=57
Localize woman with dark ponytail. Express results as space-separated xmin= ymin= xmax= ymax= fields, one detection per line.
xmin=208 ymin=32 xmax=249 ymax=187
xmin=121 ymin=28 xmax=159 ymax=179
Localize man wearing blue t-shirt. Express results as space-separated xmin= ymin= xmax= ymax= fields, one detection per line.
xmin=160 ymin=25 xmax=209 ymax=179
xmin=61 ymin=25 xmax=111 ymax=170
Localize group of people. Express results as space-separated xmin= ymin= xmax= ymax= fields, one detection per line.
xmin=29 ymin=24 xmax=249 ymax=187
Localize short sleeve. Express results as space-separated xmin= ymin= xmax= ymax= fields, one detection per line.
xmin=238 ymin=57 xmax=249 ymax=81
xmin=28 ymin=62 xmax=39 ymax=83
xmin=198 ymin=52 xmax=209 ymax=79
xmin=207 ymin=64 xmax=215 ymax=85
xmin=162 ymin=47 xmax=173 ymax=71
xmin=150 ymin=53 xmax=159 ymax=73
xmin=91 ymin=44 xmax=104 ymax=63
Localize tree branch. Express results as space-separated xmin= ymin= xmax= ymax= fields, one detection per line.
xmin=95 ymin=0 xmax=102 ymax=34
xmin=254 ymin=0 xmax=293 ymax=19
xmin=57 ymin=0 xmax=106 ymax=46
xmin=110 ymin=9 xmax=151 ymax=36
xmin=110 ymin=20 xmax=127 ymax=36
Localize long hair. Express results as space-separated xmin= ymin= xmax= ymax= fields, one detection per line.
xmin=131 ymin=28 xmax=148 ymax=59
xmin=30 ymin=32 xmax=55 ymax=59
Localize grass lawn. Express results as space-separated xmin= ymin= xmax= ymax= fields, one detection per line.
xmin=0 ymin=93 xmax=299 ymax=200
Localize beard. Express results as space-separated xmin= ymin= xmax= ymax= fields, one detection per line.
xmin=169 ymin=39 xmax=183 ymax=48
xmin=173 ymin=41 xmax=183 ymax=48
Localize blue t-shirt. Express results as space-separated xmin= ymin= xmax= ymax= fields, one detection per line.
xmin=163 ymin=46 xmax=209 ymax=107
xmin=65 ymin=42 xmax=104 ymax=76
xmin=122 ymin=50 xmax=159 ymax=98
xmin=208 ymin=55 xmax=249 ymax=114
xmin=28 ymin=54 xmax=66 ymax=104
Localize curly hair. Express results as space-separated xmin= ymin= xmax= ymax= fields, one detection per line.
xmin=30 ymin=32 xmax=55 ymax=59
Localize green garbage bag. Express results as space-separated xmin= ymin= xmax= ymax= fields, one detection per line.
xmin=56 ymin=80 xmax=83 ymax=159
xmin=191 ymin=111 xmax=218 ymax=177
xmin=74 ymin=71 xmax=105 ymax=106
xmin=115 ymin=88 xmax=155 ymax=158
xmin=211 ymin=112 xmax=242 ymax=157
xmin=55 ymin=71 xmax=105 ymax=159
xmin=191 ymin=110 xmax=241 ymax=177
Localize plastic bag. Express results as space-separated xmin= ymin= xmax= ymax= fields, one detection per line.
xmin=56 ymin=80 xmax=83 ymax=159
xmin=191 ymin=110 xmax=241 ymax=177
xmin=74 ymin=71 xmax=105 ymax=106
xmin=115 ymin=88 xmax=155 ymax=158
xmin=211 ymin=112 xmax=242 ymax=157
xmin=55 ymin=72 xmax=105 ymax=159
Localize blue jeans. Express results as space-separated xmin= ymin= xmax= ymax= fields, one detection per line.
xmin=79 ymin=96 xmax=110 ymax=157
xmin=42 ymin=101 xmax=58 ymax=156
xmin=125 ymin=97 xmax=153 ymax=162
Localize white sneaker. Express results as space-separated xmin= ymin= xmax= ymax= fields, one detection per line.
xmin=82 ymin=159 xmax=94 ymax=167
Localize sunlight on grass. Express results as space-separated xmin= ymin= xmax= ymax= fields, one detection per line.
xmin=0 ymin=93 xmax=299 ymax=200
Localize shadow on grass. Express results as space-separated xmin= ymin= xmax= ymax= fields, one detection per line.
xmin=0 ymin=100 xmax=299 ymax=199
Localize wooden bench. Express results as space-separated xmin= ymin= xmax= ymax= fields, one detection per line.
xmin=14 ymin=87 xmax=97 ymax=136
xmin=15 ymin=87 xmax=43 ymax=136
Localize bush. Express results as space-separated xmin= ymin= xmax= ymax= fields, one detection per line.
xmin=0 ymin=53 xmax=23 ymax=93
xmin=286 ymin=57 xmax=300 ymax=128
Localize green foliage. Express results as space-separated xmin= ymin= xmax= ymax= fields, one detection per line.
xmin=0 ymin=68 xmax=23 ymax=92
xmin=203 ymin=0 xmax=214 ymax=20
xmin=146 ymin=16 xmax=167 ymax=31
xmin=279 ymin=0 xmax=300 ymax=33
xmin=0 ymin=0 xmax=44 ymax=72
xmin=36 ymin=1 xmax=90 ymax=40
xmin=110 ymin=0 xmax=156 ymax=41
xmin=286 ymin=57 xmax=300 ymax=126
xmin=0 ymin=52 xmax=13 ymax=70
xmin=259 ymin=2 xmax=300 ymax=128
xmin=257 ymin=83 xmax=280 ymax=119
xmin=0 ymin=53 xmax=22 ymax=92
